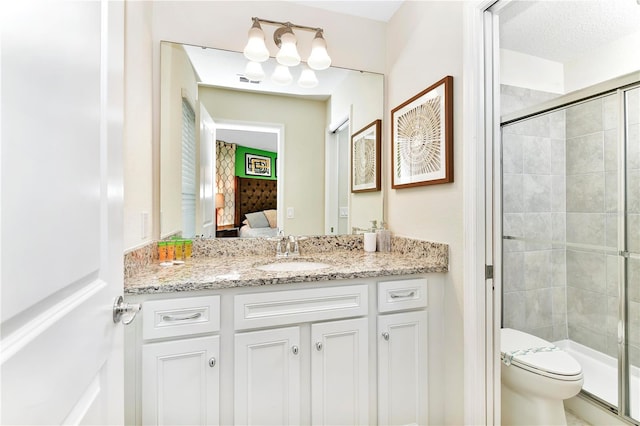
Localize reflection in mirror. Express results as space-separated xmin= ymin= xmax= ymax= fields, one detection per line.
xmin=160 ymin=41 xmax=383 ymax=239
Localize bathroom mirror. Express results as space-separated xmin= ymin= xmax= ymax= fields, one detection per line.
xmin=160 ymin=41 xmax=384 ymax=239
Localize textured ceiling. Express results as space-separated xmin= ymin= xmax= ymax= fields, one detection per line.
xmin=500 ymin=0 xmax=640 ymax=63
xmin=292 ymin=0 xmax=403 ymax=22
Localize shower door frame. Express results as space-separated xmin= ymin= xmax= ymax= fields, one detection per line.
xmin=499 ymin=70 xmax=640 ymax=424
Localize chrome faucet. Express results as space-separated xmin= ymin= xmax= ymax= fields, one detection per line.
xmin=275 ymin=233 xmax=300 ymax=258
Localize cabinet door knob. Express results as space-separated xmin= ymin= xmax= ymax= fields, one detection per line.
xmin=208 ymin=357 xmax=216 ymax=368
xmin=382 ymin=332 xmax=390 ymax=341
xmin=315 ymin=342 xmax=323 ymax=351
xmin=291 ymin=345 xmax=299 ymax=355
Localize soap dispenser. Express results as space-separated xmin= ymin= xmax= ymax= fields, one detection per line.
xmin=376 ymin=221 xmax=391 ymax=252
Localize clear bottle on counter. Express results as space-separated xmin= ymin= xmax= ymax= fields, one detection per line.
xmin=376 ymin=222 xmax=391 ymax=252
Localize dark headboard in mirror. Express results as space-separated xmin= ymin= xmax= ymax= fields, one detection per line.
xmin=234 ymin=177 xmax=277 ymax=228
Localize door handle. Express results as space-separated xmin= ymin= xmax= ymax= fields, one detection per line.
xmin=112 ymin=296 xmax=141 ymax=325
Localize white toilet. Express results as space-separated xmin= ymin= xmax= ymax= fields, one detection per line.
xmin=501 ymin=328 xmax=584 ymax=426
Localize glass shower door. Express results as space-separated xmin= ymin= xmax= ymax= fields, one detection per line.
xmin=623 ymin=85 xmax=639 ymax=422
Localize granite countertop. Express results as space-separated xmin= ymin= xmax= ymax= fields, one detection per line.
xmin=124 ymin=235 xmax=449 ymax=295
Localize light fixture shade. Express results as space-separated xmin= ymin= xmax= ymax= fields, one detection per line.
xmin=243 ymin=25 xmax=269 ymax=62
xmin=244 ymin=61 xmax=265 ymax=82
xmin=272 ymin=64 xmax=293 ymax=86
xmin=276 ymin=32 xmax=301 ymax=67
xmin=215 ymin=193 xmax=225 ymax=208
xmin=298 ymin=67 xmax=318 ymax=88
xmin=307 ymin=31 xmax=331 ymax=70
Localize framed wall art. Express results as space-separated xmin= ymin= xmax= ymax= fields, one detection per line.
xmin=245 ymin=153 xmax=272 ymax=177
xmin=351 ymin=119 xmax=381 ymax=193
xmin=391 ymin=75 xmax=453 ymax=188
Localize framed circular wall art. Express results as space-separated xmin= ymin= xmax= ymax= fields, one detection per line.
xmin=391 ymin=76 xmax=453 ymax=188
xmin=351 ymin=119 xmax=381 ymax=193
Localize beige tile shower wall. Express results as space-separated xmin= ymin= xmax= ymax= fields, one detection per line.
xmin=501 ymin=85 xmax=568 ymax=342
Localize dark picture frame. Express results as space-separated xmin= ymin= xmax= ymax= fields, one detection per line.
xmin=391 ymin=75 xmax=453 ymax=188
xmin=351 ymin=119 xmax=381 ymax=193
xmin=245 ymin=153 xmax=272 ymax=177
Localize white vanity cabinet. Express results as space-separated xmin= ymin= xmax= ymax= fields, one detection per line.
xmin=137 ymin=296 xmax=221 ymax=426
xmin=234 ymin=326 xmax=302 ymax=425
xmin=310 ymin=317 xmax=369 ymax=426
xmin=377 ymin=278 xmax=429 ymax=426
xmin=142 ymin=335 xmax=220 ymax=426
xmin=233 ymin=285 xmax=369 ymax=426
xmin=124 ymin=274 xmax=445 ymax=426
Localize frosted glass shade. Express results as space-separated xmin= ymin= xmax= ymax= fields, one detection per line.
xmin=244 ymin=61 xmax=265 ymax=82
xmin=215 ymin=193 xmax=225 ymax=208
xmin=307 ymin=33 xmax=331 ymax=70
xmin=272 ymin=64 xmax=293 ymax=86
xmin=276 ymin=32 xmax=301 ymax=67
xmin=298 ymin=68 xmax=318 ymax=88
xmin=243 ymin=26 xmax=269 ymax=62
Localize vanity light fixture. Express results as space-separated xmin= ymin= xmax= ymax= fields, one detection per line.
xmin=298 ymin=66 xmax=319 ymax=88
xmin=272 ymin=64 xmax=293 ymax=86
xmin=242 ymin=17 xmax=331 ymax=87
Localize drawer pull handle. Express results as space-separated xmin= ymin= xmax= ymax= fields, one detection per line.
xmin=291 ymin=345 xmax=299 ymax=355
xmin=209 ymin=357 xmax=216 ymax=368
xmin=161 ymin=312 xmax=203 ymax=322
xmin=316 ymin=342 xmax=323 ymax=351
xmin=382 ymin=332 xmax=390 ymax=341
xmin=390 ymin=290 xmax=415 ymax=299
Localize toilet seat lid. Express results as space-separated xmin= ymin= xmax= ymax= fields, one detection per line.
xmin=501 ymin=328 xmax=582 ymax=379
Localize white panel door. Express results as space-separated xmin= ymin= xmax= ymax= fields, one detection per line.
xmin=377 ymin=311 xmax=429 ymax=426
xmin=142 ymin=336 xmax=220 ymax=426
xmin=0 ymin=1 xmax=125 ymax=424
xmin=311 ymin=318 xmax=369 ymax=426
xmin=234 ymin=326 xmax=301 ymax=425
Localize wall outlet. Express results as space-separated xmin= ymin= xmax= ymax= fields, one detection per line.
xmin=286 ymin=207 xmax=295 ymax=219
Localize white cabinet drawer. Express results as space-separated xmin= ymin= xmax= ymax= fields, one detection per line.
xmin=377 ymin=278 xmax=427 ymax=313
xmin=234 ymin=285 xmax=368 ymax=330
xmin=143 ymin=295 xmax=220 ymax=340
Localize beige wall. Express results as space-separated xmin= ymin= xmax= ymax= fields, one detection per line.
xmin=123 ymin=1 xmax=388 ymax=251
xmin=200 ymin=87 xmax=326 ymax=236
xmin=159 ymin=42 xmax=198 ymax=238
xmin=124 ymin=2 xmax=468 ymax=422
xmin=330 ymin=71 xmax=385 ymax=231
xmin=123 ymin=1 xmax=153 ymax=250
xmin=386 ymin=2 xmax=464 ymax=424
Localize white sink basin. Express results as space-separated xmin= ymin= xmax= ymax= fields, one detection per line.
xmin=255 ymin=261 xmax=331 ymax=272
